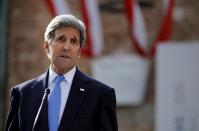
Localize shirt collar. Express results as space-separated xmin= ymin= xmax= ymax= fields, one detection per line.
xmin=48 ymin=66 xmax=76 ymax=87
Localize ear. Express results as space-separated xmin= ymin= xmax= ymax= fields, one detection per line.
xmin=78 ymin=48 xmax=81 ymax=59
xmin=44 ymin=42 xmax=50 ymax=53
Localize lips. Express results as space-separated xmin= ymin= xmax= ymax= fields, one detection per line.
xmin=60 ymin=55 xmax=70 ymax=59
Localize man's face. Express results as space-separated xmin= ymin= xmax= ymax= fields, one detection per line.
xmin=44 ymin=26 xmax=81 ymax=74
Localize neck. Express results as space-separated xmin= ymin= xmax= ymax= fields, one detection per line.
xmin=51 ymin=65 xmax=75 ymax=75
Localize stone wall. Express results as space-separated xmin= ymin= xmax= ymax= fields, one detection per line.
xmin=5 ymin=0 xmax=199 ymax=130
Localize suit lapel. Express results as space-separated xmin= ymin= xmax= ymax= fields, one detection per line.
xmin=32 ymin=70 xmax=49 ymax=131
xmin=58 ymin=69 xmax=89 ymax=131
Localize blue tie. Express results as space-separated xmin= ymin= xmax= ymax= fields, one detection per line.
xmin=48 ymin=75 xmax=64 ymax=131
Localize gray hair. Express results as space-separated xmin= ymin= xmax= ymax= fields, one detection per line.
xmin=44 ymin=14 xmax=86 ymax=47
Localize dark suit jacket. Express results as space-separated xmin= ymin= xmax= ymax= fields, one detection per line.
xmin=5 ymin=69 xmax=118 ymax=131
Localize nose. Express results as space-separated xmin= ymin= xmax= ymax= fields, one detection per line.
xmin=63 ymin=41 xmax=70 ymax=51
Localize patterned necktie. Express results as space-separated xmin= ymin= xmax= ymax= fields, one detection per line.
xmin=48 ymin=75 xmax=64 ymax=131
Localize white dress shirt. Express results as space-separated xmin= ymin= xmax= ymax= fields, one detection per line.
xmin=48 ymin=66 xmax=76 ymax=123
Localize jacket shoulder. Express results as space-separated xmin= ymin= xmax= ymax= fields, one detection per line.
xmin=12 ymin=73 xmax=46 ymax=91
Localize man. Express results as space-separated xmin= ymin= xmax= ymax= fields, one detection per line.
xmin=5 ymin=15 xmax=118 ymax=131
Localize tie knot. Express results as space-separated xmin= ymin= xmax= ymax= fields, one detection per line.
xmin=55 ymin=75 xmax=65 ymax=84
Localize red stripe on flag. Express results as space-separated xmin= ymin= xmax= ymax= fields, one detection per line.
xmin=124 ymin=0 xmax=146 ymax=57
xmin=149 ymin=0 xmax=174 ymax=57
xmin=45 ymin=0 xmax=56 ymax=16
xmin=124 ymin=0 xmax=133 ymax=24
xmin=80 ymin=0 xmax=93 ymax=57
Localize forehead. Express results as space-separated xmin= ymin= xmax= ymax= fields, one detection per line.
xmin=54 ymin=26 xmax=80 ymax=38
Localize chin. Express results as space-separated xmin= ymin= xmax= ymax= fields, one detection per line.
xmin=53 ymin=60 xmax=74 ymax=73
xmin=59 ymin=63 xmax=74 ymax=72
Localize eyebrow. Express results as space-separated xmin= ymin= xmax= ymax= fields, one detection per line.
xmin=56 ymin=34 xmax=65 ymax=39
xmin=72 ymin=36 xmax=79 ymax=42
xmin=55 ymin=33 xmax=80 ymax=42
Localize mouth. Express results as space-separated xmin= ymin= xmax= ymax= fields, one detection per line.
xmin=60 ymin=55 xmax=70 ymax=59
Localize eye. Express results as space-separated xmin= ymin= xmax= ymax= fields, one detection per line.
xmin=56 ymin=35 xmax=66 ymax=43
xmin=70 ymin=37 xmax=79 ymax=45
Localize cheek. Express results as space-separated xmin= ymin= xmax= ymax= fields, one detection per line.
xmin=48 ymin=47 xmax=57 ymax=60
xmin=71 ymin=50 xmax=80 ymax=60
xmin=75 ymin=49 xmax=81 ymax=57
xmin=50 ymin=46 xmax=59 ymax=56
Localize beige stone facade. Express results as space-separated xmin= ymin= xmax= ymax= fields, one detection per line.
xmin=6 ymin=0 xmax=199 ymax=130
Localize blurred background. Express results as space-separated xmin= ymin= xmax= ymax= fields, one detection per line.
xmin=0 ymin=0 xmax=199 ymax=131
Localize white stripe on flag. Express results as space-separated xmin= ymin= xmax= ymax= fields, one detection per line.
xmin=85 ymin=0 xmax=103 ymax=56
xmin=124 ymin=0 xmax=148 ymax=56
xmin=133 ymin=1 xmax=148 ymax=53
xmin=52 ymin=0 xmax=70 ymax=15
xmin=163 ymin=0 xmax=169 ymax=11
